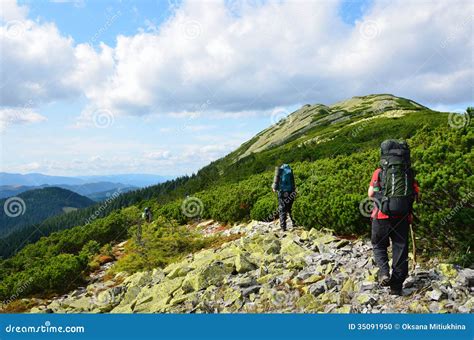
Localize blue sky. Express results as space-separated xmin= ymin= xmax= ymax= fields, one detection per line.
xmin=1 ymin=0 xmax=472 ymax=177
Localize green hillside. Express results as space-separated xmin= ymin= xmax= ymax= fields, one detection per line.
xmin=0 ymin=94 xmax=472 ymax=304
xmin=0 ymin=187 xmax=95 ymax=238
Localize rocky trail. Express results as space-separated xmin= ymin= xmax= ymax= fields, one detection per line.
xmin=29 ymin=220 xmax=473 ymax=314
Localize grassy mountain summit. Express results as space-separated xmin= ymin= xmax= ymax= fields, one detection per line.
xmin=0 ymin=94 xmax=471 ymax=308
xmin=207 ymin=94 xmax=446 ymax=183
xmin=235 ymin=94 xmax=427 ymax=159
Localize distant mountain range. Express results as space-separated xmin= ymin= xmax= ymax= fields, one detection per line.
xmin=0 ymin=172 xmax=174 ymax=188
xmin=0 ymin=182 xmax=136 ymax=201
xmin=0 ymin=187 xmax=96 ymax=238
xmin=78 ymin=174 xmax=174 ymax=187
xmin=0 ymin=173 xmax=175 ymax=201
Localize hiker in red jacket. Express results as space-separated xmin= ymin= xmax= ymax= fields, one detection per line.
xmin=368 ymin=140 xmax=419 ymax=296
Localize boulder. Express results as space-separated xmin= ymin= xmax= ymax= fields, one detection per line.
xmin=233 ymin=276 xmax=257 ymax=287
xmin=299 ymin=230 xmax=309 ymax=241
xmin=133 ymin=277 xmax=184 ymax=312
xmin=182 ymin=261 xmax=233 ymax=293
xmin=426 ymin=289 xmax=446 ymax=301
xmin=235 ymin=253 xmax=256 ymax=273
xmin=169 ymin=291 xmax=198 ymax=307
xmin=222 ymin=287 xmax=242 ymax=306
xmin=437 ymin=263 xmax=457 ymax=279
xmin=296 ymin=294 xmax=321 ymax=312
xmin=308 ymin=281 xmax=326 ymax=297
xmin=123 ymin=271 xmax=152 ymax=288
xmin=304 ymin=274 xmax=324 ymax=284
xmin=360 ymin=281 xmax=376 ymax=291
xmin=335 ymin=305 xmax=352 ymax=313
xmin=242 ymin=285 xmax=261 ymax=297
xmin=356 ymin=293 xmax=376 ymax=305
xmin=457 ymin=268 xmax=474 ymax=287
xmin=334 ymin=239 xmax=350 ymax=249
xmin=67 ymin=296 xmax=91 ymax=312
xmin=409 ymin=301 xmax=429 ymax=313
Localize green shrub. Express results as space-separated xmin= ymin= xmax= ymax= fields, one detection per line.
xmin=0 ymin=207 xmax=140 ymax=301
xmin=250 ymin=194 xmax=278 ymax=221
xmin=111 ymin=217 xmax=214 ymax=274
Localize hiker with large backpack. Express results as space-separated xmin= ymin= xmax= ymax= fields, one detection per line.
xmin=272 ymin=164 xmax=297 ymax=231
xmin=142 ymin=207 xmax=153 ymax=223
xmin=368 ymin=140 xmax=419 ymax=296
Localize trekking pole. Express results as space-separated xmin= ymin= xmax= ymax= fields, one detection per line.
xmin=409 ymin=223 xmax=417 ymax=271
xmin=137 ymin=219 xmax=143 ymax=247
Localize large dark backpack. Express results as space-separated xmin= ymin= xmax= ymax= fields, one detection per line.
xmin=279 ymin=164 xmax=295 ymax=192
xmin=378 ymin=140 xmax=415 ymax=216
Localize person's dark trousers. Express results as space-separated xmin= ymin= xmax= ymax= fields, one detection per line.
xmin=371 ymin=217 xmax=409 ymax=290
xmin=278 ymin=191 xmax=295 ymax=230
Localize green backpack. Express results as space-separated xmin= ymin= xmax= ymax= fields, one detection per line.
xmin=279 ymin=164 xmax=295 ymax=192
xmin=378 ymin=140 xmax=415 ymax=216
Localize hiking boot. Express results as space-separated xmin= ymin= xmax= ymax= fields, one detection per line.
xmin=379 ymin=274 xmax=391 ymax=287
xmin=390 ymin=287 xmax=403 ymax=296
xmin=390 ymin=282 xmax=403 ymax=296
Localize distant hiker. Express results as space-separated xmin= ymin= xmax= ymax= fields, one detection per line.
xmin=368 ymin=140 xmax=419 ymax=296
xmin=272 ymin=164 xmax=297 ymax=231
xmin=142 ymin=207 xmax=153 ymax=223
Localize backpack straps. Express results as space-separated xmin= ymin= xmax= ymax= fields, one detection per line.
xmin=377 ymin=167 xmax=385 ymax=194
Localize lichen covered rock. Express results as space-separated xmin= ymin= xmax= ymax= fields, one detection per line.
xmin=28 ymin=220 xmax=473 ymax=314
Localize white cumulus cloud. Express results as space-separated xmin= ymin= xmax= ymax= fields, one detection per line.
xmin=1 ymin=0 xmax=472 ymax=128
xmin=0 ymin=107 xmax=46 ymax=131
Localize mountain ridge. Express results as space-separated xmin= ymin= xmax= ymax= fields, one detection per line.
xmin=0 ymin=173 xmax=173 ymax=188
xmin=0 ymin=187 xmax=95 ymax=238
xmin=234 ymin=94 xmax=431 ymax=160
xmin=0 ymin=182 xmax=137 ymax=201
